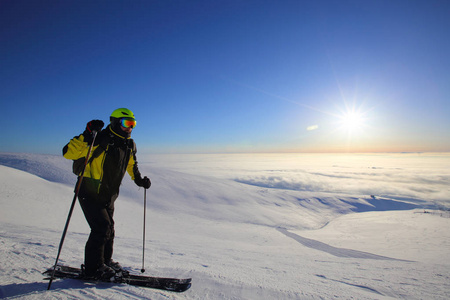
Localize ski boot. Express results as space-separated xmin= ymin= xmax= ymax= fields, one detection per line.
xmin=106 ymin=259 xmax=129 ymax=277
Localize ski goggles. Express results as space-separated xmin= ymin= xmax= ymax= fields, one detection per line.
xmin=120 ymin=118 xmax=136 ymax=128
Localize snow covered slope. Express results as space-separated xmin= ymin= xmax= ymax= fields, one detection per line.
xmin=0 ymin=152 xmax=449 ymax=299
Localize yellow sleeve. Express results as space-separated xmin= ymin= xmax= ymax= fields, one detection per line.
xmin=127 ymin=152 xmax=137 ymax=180
xmin=62 ymin=135 xmax=90 ymax=160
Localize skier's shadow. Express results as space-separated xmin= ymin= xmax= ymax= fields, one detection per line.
xmin=276 ymin=227 xmax=411 ymax=261
xmin=0 ymin=279 xmax=112 ymax=298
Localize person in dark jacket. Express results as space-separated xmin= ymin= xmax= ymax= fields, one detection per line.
xmin=63 ymin=108 xmax=151 ymax=278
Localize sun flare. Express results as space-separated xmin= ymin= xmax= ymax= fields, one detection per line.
xmin=340 ymin=111 xmax=365 ymax=131
xmin=335 ymin=105 xmax=370 ymax=136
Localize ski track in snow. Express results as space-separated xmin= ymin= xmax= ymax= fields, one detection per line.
xmin=1 ymin=152 xmax=450 ymax=299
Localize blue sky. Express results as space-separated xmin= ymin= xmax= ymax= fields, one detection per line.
xmin=1 ymin=0 xmax=449 ymax=154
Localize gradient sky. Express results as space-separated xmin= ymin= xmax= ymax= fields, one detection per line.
xmin=1 ymin=0 xmax=450 ymax=154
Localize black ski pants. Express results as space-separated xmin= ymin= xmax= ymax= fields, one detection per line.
xmin=78 ymin=195 xmax=115 ymax=275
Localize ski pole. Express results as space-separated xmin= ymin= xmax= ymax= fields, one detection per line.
xmin=141 ymin=188 xmax=147 ymax=273
xmin=47 ymin=131 xmax=98 ymax=290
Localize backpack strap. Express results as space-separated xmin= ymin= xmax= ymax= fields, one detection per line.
xmin=87 ymin=145 xmax=104 ymax=164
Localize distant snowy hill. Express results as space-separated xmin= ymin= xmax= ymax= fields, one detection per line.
xmin=0 ymin=153 xmax=74 ymax=185
xmin=1 ymin=152 xmax=449 ymax=299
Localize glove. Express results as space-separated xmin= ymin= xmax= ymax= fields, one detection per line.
xmin=83 ymin=120 xmax=104 ymax=144
xmin=135 ymin=176 xmax=151 ymax=189
xmin=86 ymin=120 xmax=104 ymax=133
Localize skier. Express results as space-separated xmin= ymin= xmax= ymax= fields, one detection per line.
xmin=62 ymin=108 xmax=151 ymax=279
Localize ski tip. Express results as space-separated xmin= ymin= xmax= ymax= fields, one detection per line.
xmin=172 ymin=283 xmax=191 ymax=292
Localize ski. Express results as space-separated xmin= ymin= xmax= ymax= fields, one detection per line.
xmin=43 ymin=265 xmax=191 ymax=293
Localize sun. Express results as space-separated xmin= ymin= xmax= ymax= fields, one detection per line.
xmin=337 ymin=107 xmax=369 ymax=135
xmin=340 ymin=111 xmax=365 ymax=131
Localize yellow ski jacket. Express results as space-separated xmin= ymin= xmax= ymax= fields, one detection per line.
xmin=63 ymin=125 xmax=143 ymax=202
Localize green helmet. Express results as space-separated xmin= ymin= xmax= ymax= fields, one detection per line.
xmin=110 ymin=108 xmax=135 ymax=120
xmin=110 ymin=108 xmax=136 ymax=138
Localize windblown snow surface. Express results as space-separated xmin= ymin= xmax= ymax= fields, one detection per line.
xmin=1 ymin=152 xmax=449 ymax=299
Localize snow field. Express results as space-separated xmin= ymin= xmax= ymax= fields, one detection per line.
xmin=1 ymin=152 xmax=449 ymax=299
